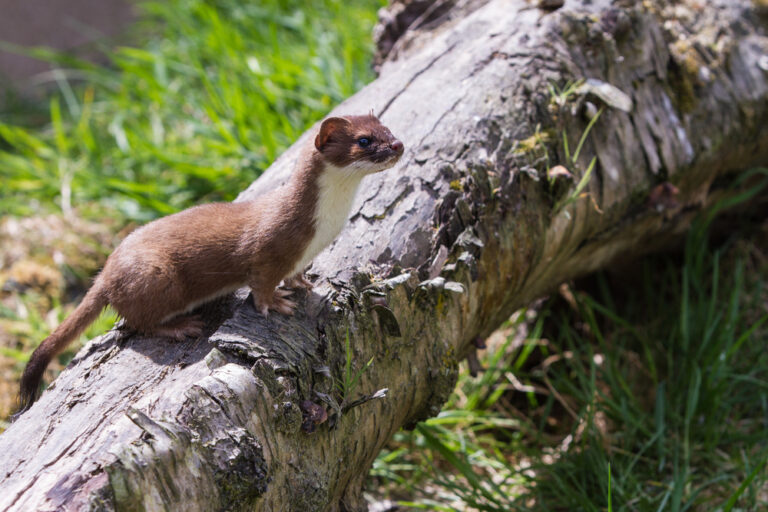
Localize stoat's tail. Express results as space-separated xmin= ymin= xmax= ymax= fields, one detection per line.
xmin=17 ymin=283 xmax=108 ymax=414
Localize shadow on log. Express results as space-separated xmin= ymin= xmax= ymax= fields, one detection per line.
xmin=2 ymin=0 xmax=768 ymax=510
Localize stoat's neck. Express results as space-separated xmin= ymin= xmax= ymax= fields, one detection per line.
xmin=316 ymin=165 xmax=364 ymax=231
xmin=288 ymin=161 xmax=365 ymax=276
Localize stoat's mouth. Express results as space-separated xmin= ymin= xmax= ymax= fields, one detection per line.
xmin=386 ymin=153 xmax=402 ymax=165
xmin=371 ymin=155 xmax=401 ymax=173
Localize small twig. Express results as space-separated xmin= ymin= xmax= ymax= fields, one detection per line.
xmin=341 ymin=388 xmax=388 ymax=413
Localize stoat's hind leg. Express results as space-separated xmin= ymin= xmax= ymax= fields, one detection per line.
xmin=143 ymin=315 xmax=204 ymax=341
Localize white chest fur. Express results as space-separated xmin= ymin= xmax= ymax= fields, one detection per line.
xmin=289 ymin=166 xmax=363 ymax=276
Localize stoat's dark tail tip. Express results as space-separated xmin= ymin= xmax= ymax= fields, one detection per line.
xmin=12 ymin=394 xmax=37 ymax=422
xmin=15 ymin=355 xmax=47 ymax=419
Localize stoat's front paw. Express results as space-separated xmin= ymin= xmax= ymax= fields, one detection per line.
xmin=285 ymin=273 xmax=313 ymax=291
xmin=253 ymin=288 xmax=296 ymax=317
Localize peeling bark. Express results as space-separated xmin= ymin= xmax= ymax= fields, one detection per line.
xmin=2 ymin=1 xmax=768 ymax=510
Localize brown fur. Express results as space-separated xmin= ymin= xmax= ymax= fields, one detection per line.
xmin=17 ymin=114 xmax=404 ymax=414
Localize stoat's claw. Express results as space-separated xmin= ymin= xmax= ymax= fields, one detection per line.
xmin=253 ymin=289 xmax=297 ymax=317
xmin=274 ymin=297 xmax=297 ymax=316
xmin=285 ymin=274 xmax=313 ymax=290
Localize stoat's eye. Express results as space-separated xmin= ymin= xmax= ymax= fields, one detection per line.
xmin=357 ymin=138 xmax=370 ymax=148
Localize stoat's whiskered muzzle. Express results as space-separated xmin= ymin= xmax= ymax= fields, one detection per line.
xmin=367 ymin=138 xmax=404 ymax=171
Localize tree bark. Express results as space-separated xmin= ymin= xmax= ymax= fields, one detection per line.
xmin=2 ymin=0 xmax=768 ymax=510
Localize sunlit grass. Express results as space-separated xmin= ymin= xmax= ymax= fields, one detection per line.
xmin=0 ymin=0 xmax=384 ymax=221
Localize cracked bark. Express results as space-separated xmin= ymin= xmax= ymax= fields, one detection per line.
xmin=2 ymin=0 xmax=768 ymax=510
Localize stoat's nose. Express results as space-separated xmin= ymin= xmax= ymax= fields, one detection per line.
xmin=391 ymin=140 xmax=404 ymax=154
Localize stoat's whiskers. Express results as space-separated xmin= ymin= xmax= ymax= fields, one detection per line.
xmin=346 ymin=159 xmax=381 ymax=175
xmin=343 ymin=157 xmax=399 ymax=176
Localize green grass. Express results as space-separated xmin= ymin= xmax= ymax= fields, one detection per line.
xmin=0 ymin=294 xmax=118 ymax=365
xmin=0 ymin=0 xmax=384 ymax=221
xmin=372 ymin=192 xmax=768 ymax=510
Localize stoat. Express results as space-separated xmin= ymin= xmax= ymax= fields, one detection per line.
xmin=18 ymin=113 xmax=404 ymax=412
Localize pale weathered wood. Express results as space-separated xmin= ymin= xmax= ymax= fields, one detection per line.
xmin=2 ymin=1 xmax=768 ymax=510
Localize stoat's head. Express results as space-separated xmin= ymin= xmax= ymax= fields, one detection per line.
xmin=314 ymin=113 xmax=404 ymax=175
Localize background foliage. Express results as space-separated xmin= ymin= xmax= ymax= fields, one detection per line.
xmin=371 ymin=202 xmax=768 ymax=510
xmin=0 ymin=0 xmax=382 ymax=221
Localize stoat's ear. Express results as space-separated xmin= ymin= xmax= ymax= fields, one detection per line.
xmin=315 ymin=117 xmax=350 ymax=151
